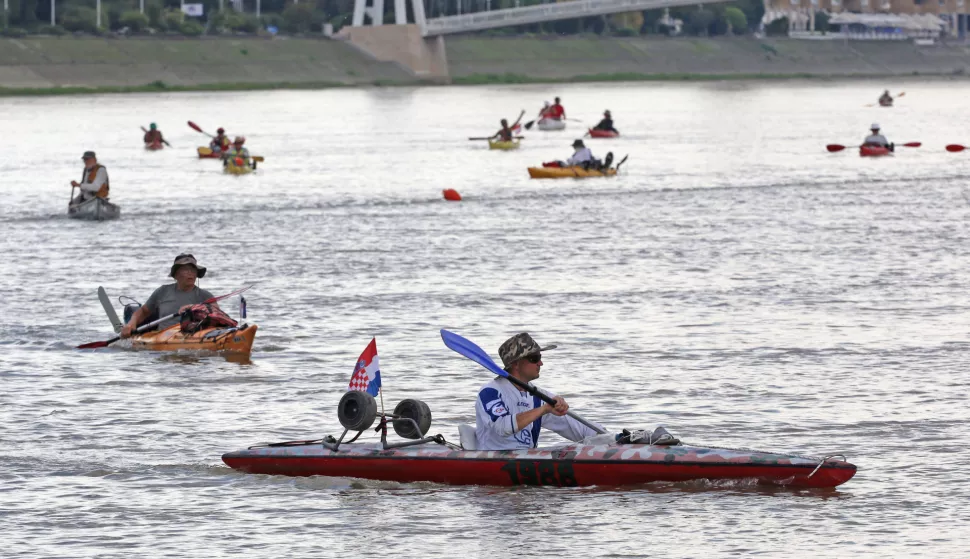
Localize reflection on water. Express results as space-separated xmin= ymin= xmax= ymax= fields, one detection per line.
xmin=1 ymin=79 xmax=969 ymax=557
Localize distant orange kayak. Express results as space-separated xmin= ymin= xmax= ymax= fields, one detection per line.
xmin=129 ymin=323 xmax=257 ymax=354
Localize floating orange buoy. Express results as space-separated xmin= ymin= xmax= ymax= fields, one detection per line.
xmin=443 ymin=189 xmax=461 ymax=201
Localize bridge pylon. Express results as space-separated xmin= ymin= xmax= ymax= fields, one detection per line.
xmin=352 ymin=0 xmax=427 ymax=29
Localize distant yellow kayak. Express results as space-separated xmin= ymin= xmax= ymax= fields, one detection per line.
xmin=528 ymin=166 xmax=617 ymax=179
xmin=489 ymin=139 xmax=520 ymax=151
xmin=224 ymin=160 xmax=253 ymax=175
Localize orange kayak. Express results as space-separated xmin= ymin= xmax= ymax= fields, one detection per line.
xmin=129 ymin=323 xmax=257 ymax=354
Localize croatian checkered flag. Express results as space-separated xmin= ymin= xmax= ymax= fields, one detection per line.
xmin=348 ymin=338 xmax=382 ymax=397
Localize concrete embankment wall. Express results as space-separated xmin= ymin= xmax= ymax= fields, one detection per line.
xmin=444 ymin=36 xmax=970 ymax=80
xmin=2 ymin=35 xmax=970 ymax=92
xmin=0 ymin=36 xmax=415 ymax=90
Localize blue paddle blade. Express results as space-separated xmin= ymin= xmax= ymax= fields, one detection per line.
xmin=440 ymin=329 xmax=508 ymax=378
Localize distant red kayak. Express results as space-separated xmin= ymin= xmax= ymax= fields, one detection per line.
xmin=145 ymin=141 xmax=163 ymax=151
xmin=860 ymin=145 xmax=892 ymax=157
xmin=588 ymin=128 xmax=619 ymax=138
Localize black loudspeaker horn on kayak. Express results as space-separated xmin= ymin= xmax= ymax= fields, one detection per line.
xmin=392 ymin=399 xmax=432 ymax=440
xmin=338 ymin=391 xmax=378 ymax=432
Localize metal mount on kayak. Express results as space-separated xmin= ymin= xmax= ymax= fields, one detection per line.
xmin=313 ymin=390 xmax=458 ymax=453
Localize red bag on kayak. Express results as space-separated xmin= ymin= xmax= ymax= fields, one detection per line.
xmin=542 ymin=161 xmax=562 ymax=168
xmin=179 ymin=303 xmax=238 ymax=334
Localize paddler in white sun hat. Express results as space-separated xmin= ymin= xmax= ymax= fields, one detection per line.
xmin=474 ymin=333 xmax=678 ymax=450
xmin=863 ymin=123 xmax=891 ymax=150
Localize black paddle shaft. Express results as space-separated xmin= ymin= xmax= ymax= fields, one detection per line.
xmin=503 ymin=374 xmax=558 ymax=407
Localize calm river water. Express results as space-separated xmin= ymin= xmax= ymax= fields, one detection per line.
xmin=1 ymin=79 xmax=969 ymax=557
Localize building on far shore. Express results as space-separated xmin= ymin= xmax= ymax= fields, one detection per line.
xmin=762 ymin=0 xmax=969 ymax=40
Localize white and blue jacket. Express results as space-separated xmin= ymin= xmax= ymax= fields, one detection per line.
xmin=475 ymin=377 xmax=603 ymax=451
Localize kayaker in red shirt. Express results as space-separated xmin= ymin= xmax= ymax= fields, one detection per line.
xmin=143 ymin=123 xmax=165 ymax=146
xmin=537 ymin=101 xmax=552 ymax=119
xmin=548 ymin=97 xmax=565 ymax=120
xmin=492 ymin=119 xmax=514 ymax=142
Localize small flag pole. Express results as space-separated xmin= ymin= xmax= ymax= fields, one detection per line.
xmin=378 ymin=387 xmax=385 ymax=416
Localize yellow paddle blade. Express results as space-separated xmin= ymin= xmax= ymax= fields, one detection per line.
xmin=197 ymin=147 xmax=213 ymax=156
xmin=252 ymin=156 xmax=264 ymax=162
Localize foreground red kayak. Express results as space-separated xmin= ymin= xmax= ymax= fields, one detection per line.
xmin=860 ymin=145 xmax=892 ymax=157
xmin=588 ymin=128 xmax=619 ymax=138
xmin=223 ymin=439 xmax=856 ymax=488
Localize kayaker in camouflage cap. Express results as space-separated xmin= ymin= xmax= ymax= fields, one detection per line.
xmin=474 ymin=332 xmax=606 ymax=450
xmin=120 ymin=254 xmax=218 ymax=337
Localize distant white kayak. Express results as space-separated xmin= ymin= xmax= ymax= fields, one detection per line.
xmin=537 ymin=118 xmax=566 ymax=131
xmin=68 ymin=197 xmax=120 ymax=221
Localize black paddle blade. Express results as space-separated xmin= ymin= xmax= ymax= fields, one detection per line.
xmin=523 ymin=120 xmax=535 ymax=130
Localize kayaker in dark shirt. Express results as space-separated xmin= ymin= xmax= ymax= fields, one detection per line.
xmin=593 ymin=110 xmax=618 ymax=133
xmin=493 ymin=119 xmax=514 ymax=142
xmin=210 ymin=128 xmax=230 ymax=153
xmin=120 ymin=254 xmax=218 ymax=337
xmin=879 ymin=90 xmax=893 ymax=105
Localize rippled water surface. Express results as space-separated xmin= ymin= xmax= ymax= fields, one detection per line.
xmin=2 ymin=80 xmax=969 ymax=557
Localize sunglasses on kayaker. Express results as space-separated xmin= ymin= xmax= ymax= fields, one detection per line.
xmin=524 ymin=353 xmax=542 ymax=364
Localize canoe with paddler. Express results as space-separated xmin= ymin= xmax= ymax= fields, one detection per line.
xmin=68 ymin=150 xmax=120 ymax=221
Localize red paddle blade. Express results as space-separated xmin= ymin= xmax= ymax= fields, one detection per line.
xmin=187 ymin=121 xmax=204 ymax=133
xmin=826 ymin=144 xmax=846 ymax=153
xmin=902 ymin=142 xmax=921 ymax=148
xmin=77 ymin=340 xmax=110 ymax=349
xmin=946 ymin=144 xmax=966 ymax=153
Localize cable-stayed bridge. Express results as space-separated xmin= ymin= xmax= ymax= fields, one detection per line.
xmin=353 ymin=0 xmax=728 ymax=36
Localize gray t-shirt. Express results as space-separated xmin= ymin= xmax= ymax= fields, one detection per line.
xmin=144 ymin=284 xmax=215 ymax=329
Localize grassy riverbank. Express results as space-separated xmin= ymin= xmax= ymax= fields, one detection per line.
xmin=445 ymin=36 xmax=970 ymax=82
xmin=2 ymin=35 xmax=968 ymax=96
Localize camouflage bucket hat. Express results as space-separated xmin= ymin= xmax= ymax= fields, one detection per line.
xmin=499 ymin=333 xmax=558 ymax=370
xmin=170 ymin=253 xmax=207 ymax=279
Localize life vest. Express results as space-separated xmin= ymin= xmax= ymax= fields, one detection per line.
xmin=211 ymin=136 xmax=230 ymax=150
xmin=81 ymin=164 xmax=109 ymax=198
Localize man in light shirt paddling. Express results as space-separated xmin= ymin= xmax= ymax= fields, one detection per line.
xmin=70 ymin=151 xmax=109 ymax=205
